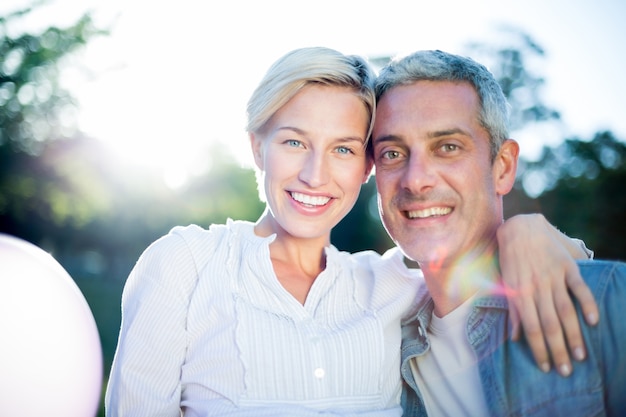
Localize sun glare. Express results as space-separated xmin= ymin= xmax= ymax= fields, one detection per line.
xmin=69 ymin=56 xmax=251 ymax=189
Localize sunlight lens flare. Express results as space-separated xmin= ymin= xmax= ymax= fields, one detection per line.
xmin=445 ymin=245 xmax=503 ymax=301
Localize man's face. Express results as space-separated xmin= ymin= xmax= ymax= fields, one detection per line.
xmin=372 ymin=80 xmax=518 ymax=268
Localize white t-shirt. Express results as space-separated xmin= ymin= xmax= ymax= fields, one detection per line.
xmin=411 ymin=294 xmax=489 ymax=417
xmin=106 ymin=220 xmax=423 ymax=417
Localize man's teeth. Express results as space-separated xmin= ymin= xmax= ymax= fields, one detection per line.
xmin=407 ymin=206 xmax=451 ymax=219
xmin=291 ymin=192 xmax=330 ymax=206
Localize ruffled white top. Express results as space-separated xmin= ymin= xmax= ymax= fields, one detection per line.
xmin=106 ymin=220 xmax=423 ymax=417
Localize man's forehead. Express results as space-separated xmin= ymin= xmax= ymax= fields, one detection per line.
xmin=378 ymin=80 xmax=477 ymax=104
xmin=372 ymin=81 xmax=486 ymax=147
xmin=375 ymin=81 xmax=480 ymax=123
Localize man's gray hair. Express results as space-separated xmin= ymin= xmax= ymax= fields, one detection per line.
xmin=375 ymin=50 xmax=510 ymax=160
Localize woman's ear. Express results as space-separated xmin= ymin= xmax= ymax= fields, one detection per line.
xmin=494 ymin=139 xmax=519 ymax=196
xmin=249 ymin=132 xmax=264 ymax=170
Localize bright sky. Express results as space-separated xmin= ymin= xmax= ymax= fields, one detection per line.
xmin=4 ymin=0 xmax=626 ymax=188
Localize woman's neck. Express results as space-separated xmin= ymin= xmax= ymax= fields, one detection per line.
xmin=254 ymin=210 xmax=330 ymax=304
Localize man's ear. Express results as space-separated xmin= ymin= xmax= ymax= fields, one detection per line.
xmin=249 ymin=132 xmax=264 ymax=170
xmin=494 ymin=139 xmax=519 ymax=196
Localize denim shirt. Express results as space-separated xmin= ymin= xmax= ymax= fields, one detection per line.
xmin=400 ymin=260 xmax=626 ymax=417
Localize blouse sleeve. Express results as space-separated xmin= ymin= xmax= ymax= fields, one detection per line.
xmin=105 ymin=228 xmax=201 ymax=417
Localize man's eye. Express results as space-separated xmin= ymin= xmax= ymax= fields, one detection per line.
xmin=441 ymin=144 xmax=459 ymax=152
xmin=383 ymin=150 xmax=401 ymax=160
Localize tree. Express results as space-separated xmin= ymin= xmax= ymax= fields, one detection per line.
xmin=0 ymin=3 xmax=105 ymax=154
xmin=0 ymin=4 xmax=108 ymax=248
xmin=514 ymin=132 xmax=626 ymax=260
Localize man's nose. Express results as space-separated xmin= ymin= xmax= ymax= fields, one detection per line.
xmin=400 ymin=153 xmax=436 ymax=194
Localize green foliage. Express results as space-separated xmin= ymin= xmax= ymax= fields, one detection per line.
xmin=0 ymin=3 xmax=106 ymax=154
xmin=511 ymin=132 xmax=626 ymax=260
xmin=179 ymin=147 xmax=265 ymax=226
xmin=2 ymin=134 xmax=266 ymax=279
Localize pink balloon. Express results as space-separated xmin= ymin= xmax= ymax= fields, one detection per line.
xmin=0 ymin=234 xmax=103 ymax=417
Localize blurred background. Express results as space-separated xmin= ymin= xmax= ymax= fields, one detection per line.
xmin=1 ymin=0 xmax=625 ymax=415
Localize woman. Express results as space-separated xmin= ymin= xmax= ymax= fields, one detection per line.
xmin=105 ymin=47 xmax=594 ymax=416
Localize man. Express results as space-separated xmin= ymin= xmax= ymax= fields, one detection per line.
xmin=371 ymin=50 xmax=626 ymax=416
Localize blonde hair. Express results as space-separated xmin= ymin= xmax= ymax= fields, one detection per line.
xmin=246 ymin=47 xmax=376 ymax=140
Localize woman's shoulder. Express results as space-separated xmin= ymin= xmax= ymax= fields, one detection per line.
xmin=330 ymin=246 xmax=423 ymax=316
xmin=127 ymin=220 xmax=257 ymax=296
xmin=165 ymin=219 xmax=255 ymax=253
xmin=135 ymin=220 xmax=252 ymax=272
xmin=147 ymin=224 xmax=217 ymax=261
xmin=326 ymin=246 xmax=380 ymax=265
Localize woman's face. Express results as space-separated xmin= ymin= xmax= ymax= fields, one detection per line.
xmin=251 ymin=84 xmax=372 ymax=240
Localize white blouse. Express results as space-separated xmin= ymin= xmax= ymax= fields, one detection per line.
xmin=105 ymin=220 xmax=423 ymax=416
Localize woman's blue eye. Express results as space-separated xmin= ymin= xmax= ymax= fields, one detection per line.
xmin=287 ymin=139 xmax=301 ymax=147
xmin=337 ymin=146 xmax=352 ymax=154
